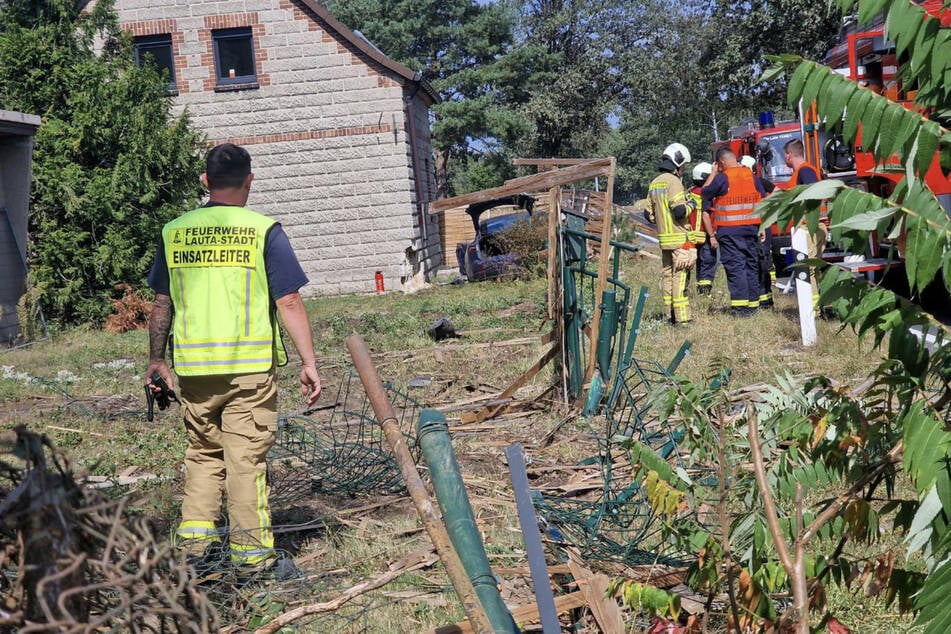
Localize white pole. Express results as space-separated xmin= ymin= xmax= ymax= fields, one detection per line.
xmin=791 ymin=226 xmax=817 ymax=346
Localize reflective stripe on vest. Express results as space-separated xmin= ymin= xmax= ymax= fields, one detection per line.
xmin=163 ymin=206 xmax=287 ymax=376
xmin=711 ymin=167 xmax=762 ymax=227
xmin=649 ymin=173 xmax=692 ymax=249
xmin=687 ymin=189 xmax=706 ymax=244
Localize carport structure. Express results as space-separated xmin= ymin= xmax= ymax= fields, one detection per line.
xmin=431 ymin=157 xmax=617 ymax=399
xmin=0 ymin=110 xmax=41 ymax=344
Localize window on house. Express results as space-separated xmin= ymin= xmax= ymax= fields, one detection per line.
xmin=133 ymin=34 xmax=176 ymax=90
xmin=213 ymin=27 xmax=257 ymax=87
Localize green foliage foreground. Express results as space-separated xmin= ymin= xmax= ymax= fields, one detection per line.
xmin=629 ymin=1 xmax=951 ymax=631
xmin=0 ymin=0 xmax=204 ymax=325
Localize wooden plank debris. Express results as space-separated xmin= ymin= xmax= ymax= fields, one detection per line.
xmin=430 ymin=158 xmax=614 ymax=212
xmin=585 ymin=158 xmax=616 ymax=388
xmin=547 ymin=185 xmax=560 ymax=320
xmin=566 ymin=549 xmax=625 ymax=634
xmin=47 ymin=425 xmax=104 ymax=437
xmin=492 ymin=564 xmax=572 ymax=576
xmin=83 ymin=473 xmax=159 ymax=489
xmin=513 ymin=158 xmax=594 ymax=168
xmin=459 ymin=342 xmax=561 ymax=424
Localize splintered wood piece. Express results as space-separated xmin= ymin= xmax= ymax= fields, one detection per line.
xmin=566 ymin=549 xmax=625 ymax=634
xmin=459 ymin=343 xmax=560 ymax=424
xmin=254 ymin=552 xmax=439 ymax=634
xmin=426 ymin=590 xmax=587 ymax=634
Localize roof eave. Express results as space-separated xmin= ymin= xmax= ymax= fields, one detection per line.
xmin=298 ymin=0 xmax=440 ymax=104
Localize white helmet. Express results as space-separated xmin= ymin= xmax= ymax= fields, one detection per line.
xmin=740 ymin=155 xmax=756 ymax=170
xmin=692 ymin=161 xmax=712 ymax=181
xmin=662 ymin=143 xmax=691 ymax=168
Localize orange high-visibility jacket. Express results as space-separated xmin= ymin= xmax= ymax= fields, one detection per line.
xmin=778 ymin=162 xmax=829 ymax=227
xmin=711 ymin=167 xmax=762 ymax=228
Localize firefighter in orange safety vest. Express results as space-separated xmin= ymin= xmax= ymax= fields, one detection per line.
xmin=701 ymin=147 xmax=768 ymax=316
xmin=778 ymin=138 xmax=826 ymax=314
xmin=647 ymin=143 xmax=697 ymax=324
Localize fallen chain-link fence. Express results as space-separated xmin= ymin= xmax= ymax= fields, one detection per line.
xmin=269 ymin=368 xmax=421 ymax=504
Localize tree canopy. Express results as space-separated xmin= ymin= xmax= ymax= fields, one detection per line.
xmin=322 ymin=0 xmax=520 ymax=196
xmin=0 ymin=0 xmax=204 ymax=324
xmin=324 ymin=0 xmax=844 ymax=200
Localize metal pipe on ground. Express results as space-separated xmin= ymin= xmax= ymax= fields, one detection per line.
xmin=505 ymin=443 xmax=560 ymax=634
xmin=346 ymin=334 xmax=494 ymax=634
xmin=417 ymin=409 xmax=516 ymax=634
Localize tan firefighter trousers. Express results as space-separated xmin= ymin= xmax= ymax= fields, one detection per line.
xmin=174 ymin=371 xmax=277 ymax=565
xmin=662 ymin=248 xmax=693 ymax=323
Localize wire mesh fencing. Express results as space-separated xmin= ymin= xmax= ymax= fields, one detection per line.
xmin=268 ymin=367 xmax=422 ymax=506
xmin=532 ymin=353 xmax=696 ymax=566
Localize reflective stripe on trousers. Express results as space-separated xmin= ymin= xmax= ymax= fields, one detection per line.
xmin=175 ymin=520 xmax=219 ymax=544
xmin=661 ymin=249 xmax=691 ymax=323
xmin=717 ymin=232 xmax=760 ymax=307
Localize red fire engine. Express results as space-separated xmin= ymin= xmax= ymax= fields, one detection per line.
xmin=822 ymin=0 xmax=951 ymax=213
xmin=715 ymin=0 xmax=950 ymax=275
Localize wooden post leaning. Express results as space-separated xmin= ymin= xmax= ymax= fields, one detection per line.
xmin=346 ymin=334 xmax=495 ymax=634
xmin=585 ymin=158 xmax=617 ymax=386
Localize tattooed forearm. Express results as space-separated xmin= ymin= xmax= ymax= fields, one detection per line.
xmin=149 ymin=294 xmax=173 ymax=362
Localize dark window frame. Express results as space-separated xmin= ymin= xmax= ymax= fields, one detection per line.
xmin=212 ymin=27 xmax=258 ymax=89
xmin=132 ymin=33 xmax=177 ymax=91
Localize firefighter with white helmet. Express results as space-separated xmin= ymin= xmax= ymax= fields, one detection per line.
xmin=689 ymin=161 xmax=717 ymax=294
xmin=647 ymin=143 xmax=696 ymax=324
xmin=740 ymin=155 xmax=757 ymax=170
xmin=692 ymin=162 xmax=712 ymax=182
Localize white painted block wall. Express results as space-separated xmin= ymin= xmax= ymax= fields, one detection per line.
xmin=113 ymin=0 xmax=441 ymax=296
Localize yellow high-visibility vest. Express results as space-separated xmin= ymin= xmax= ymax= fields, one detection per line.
xmin=648 ymin=172 xmax=693 ymax=250
xmin=687 ymin=189 xmax=706 ymax=244
xmin=163 ymin=205 xmax=287 ymax=376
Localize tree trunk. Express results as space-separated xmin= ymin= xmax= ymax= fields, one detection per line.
xmin=435 ymin=147 xmax=450 ymax=199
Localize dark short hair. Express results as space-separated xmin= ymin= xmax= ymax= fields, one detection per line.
xmin=784 ymin=138 xmax=805 ymax=158
xmin=715 ymin=147 xmax=735 ymax=162
xmin=205 ymin=143 xmax=251 ymax=189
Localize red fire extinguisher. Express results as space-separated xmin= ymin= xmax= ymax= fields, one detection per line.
xmin=374 ymin=271 xmax=385 ymax=295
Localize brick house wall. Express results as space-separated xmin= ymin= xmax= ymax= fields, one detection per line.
xmin=112 ymin=0 xmax=440 ymax=296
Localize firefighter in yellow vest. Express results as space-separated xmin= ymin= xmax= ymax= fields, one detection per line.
xmin=146 ymin=143 xmax=321 ymax=578
xmin=648 ymin=143 xmax=696 ymax=324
